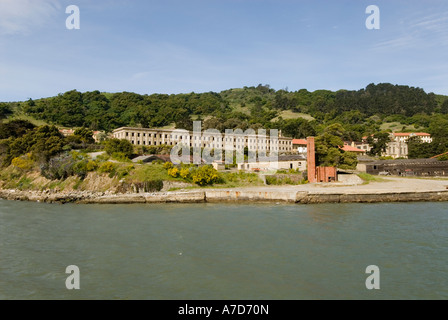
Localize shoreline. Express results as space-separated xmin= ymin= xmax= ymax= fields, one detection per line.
xmin=2 ymin=177 xmax=448 ymax=204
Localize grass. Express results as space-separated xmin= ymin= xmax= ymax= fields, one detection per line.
xmin=220 ymin=171 xmax=264 ymax=187
xmin=154 ymin=123 xmax=176 ymax=129
xmin=5 ymin=114 xmax=49 ymax=127
xmin=396 ymin=176 xmax=448 ymax=181
xmin=230 ymin=102 xmax=251 ymax=115
xmin=271 ymin=110 xmax=315 ymax=122
xmin=357 ymin=173 xmax=387 ymax=184
xmin=126 ymin=164 xmax=180 ymax=182
xmin=380 ymin=122 xmax=417 ymax=132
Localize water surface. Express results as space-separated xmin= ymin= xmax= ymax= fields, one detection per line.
xmin=0 ymin=200 xmax=447 ymax=299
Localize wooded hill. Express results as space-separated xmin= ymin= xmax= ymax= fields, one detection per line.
xmin=1 ymin=83 xmax=448 ymax=144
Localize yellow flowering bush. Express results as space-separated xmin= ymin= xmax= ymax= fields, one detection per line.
xmin=168 ymin=167 xmax=179 ymax=178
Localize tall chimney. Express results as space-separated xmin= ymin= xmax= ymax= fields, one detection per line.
xmin=307 ymin=137 xmax=316 ymax=183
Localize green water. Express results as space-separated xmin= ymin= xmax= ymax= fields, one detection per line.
xmin=0 ymin=200 xmax=447 ymax=299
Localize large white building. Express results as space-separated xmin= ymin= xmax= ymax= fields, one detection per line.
xmin=391 ymin=132 xmax=432 ymax=144
xmin=112 ymin=127 xmax=294 ymax=153
xmin=359 ymin=132 xmax=433 ymax=159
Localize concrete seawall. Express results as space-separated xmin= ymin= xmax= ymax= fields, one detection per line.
xmin=2 ymin=188 xmax=448 ymax=204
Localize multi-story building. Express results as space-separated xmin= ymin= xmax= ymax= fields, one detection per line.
xmin=292 ymin=139 xmax=308 ymax=154
xmin=391 ymin=132 xmax=432 ymax=143
xmin=360 ymin=132 xmax=432 ymax=159
xmin=112 ymin=127 xmax=294 ymax=153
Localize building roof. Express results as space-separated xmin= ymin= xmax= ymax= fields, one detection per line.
xmin=340 ymin=145 xmax=366 ymax=153
xmin=278 ymin=154 xmax=306 ymax=161
xmin=392 ymin=132 xmax=431 ymax=137
xmin=357 ymin=155 xmax=376 ymax=162
xmin=244 ymin=154 xmax=306 ymax=164
xmin=112 ymin=127 xmax=293 ymax=140
xmin=292 ymin=139 xmax=307 ymax=145
xmin=132 ymin=154 xmax=173 ymax=163
xmin=431 ymin=151 xmax=448 ymax=159
xmin=368 ymin=158 xmax=448 ymax=165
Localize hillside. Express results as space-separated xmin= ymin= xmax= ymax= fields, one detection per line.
xmin=1 ymin=83 xmax=448 ymax=143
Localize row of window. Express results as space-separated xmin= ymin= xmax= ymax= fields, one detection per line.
xmin=117 ymin=132 xmax=291 ymax=144
xmin=129 ymin=139 xmax=291 ymax=150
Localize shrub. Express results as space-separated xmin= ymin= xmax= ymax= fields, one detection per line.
xmin=116 ymin=164 xmax=135 ymax=179
xmin=11 ymin=154 xmax=34 ymax=171
xmin=265 ymin=175 xmax=306 ymax=185
xmin=168 ymin=167 xmax=179 ymax=178
xmin=17 ymin=177 xmax=33 ymax=190
xmin=265 ymin=176 xmax=280 ymax=185
xmin=179 ymin=168 xmax=190 ymax=179
xmin=41 ymin=155 xmax=76 ymax=180
xmin=163 ymin=161 xmax=174 ymax=170
xmin=143 ymin=179 xmax=164 ymax=192
xmin=191 ymin=165 xmax=222 ymax=186
xmin=104 ymin=138 xmax=133 ymax=158
xmin=86 ymin=160 xmax=98 ymax=171
xmin=98 ymin=162 xmax=117 ymax=176
xmin=71 ymin=151 xmax=85 ymax=161
xmin=73 ymin=160 xmax=88 ymax=179
xmin=111 ymin=152 xmax=131 ymax=162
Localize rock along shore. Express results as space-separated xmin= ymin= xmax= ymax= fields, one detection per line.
xmin=1 ymin=185 xmax=448 ymax=204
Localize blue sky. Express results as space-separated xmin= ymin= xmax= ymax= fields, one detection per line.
xmin=0 ymin=0 xmax=447 ymax=101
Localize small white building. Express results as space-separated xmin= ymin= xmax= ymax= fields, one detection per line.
xmin=292 ymin=139 xmax=308 ymax=154
xmin=237 ymin=155 xmax=307 ymax=172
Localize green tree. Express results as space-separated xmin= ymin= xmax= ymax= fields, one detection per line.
xmin=0 ymin=103 xmax=12 ymax=120
xmin=315 ymin=125 xmax=358 ymax=169
xmin=4 ymin=125 xmax=65 ymax=165
xmin=73 ymin=127 xmax=95 ymax=145
xmin=407 ymin=136 xmax=436 ymax=159
xmin=315 ymin=131 xmax=343 ymax=167
xmin=441 ymin=99 xmax=448 ymax=114
xmin=367 ymin=132 xmax=390 ymax=156
xmin=0 ymin=120 xmax=35 ymax=139
xmin=279 ymin=118 xmax=316 ymax=138
xmin=104 ymin=138 xmax=134 ymax=158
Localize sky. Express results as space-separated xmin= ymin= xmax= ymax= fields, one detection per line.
xmin=0 ymin=0 xmax=448 ymax=101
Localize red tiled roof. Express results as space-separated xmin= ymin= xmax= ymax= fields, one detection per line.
xmin=340 ymin=145 xmax=365 ymax=153
xmin=393 ymin=132 xmax=431 ymax=137
xmin=292 ymin=139 xmax=307 ymax=145
xmin=431 ymin=151 xmax=448 ymax=159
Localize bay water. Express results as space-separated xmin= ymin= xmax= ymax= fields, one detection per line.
xmin=0 ymin=200 xmax=447 ymax=299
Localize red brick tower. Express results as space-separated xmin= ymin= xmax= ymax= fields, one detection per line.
xmin=307 ymin=137 xmax=316 ymax=183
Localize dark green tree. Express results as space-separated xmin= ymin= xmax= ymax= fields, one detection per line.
xmin=367 ymin=132 xmax=390 ymax=156
xmin=0 ymin=103 xmax=12 ymax=120
xmin=105 ymin=138 xmax=134 ymax=158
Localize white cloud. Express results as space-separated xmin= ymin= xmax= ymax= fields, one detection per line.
xmin=0 ymin=0 xmax=61 ymax=35
xmin=372 ymin=11 xmax=448 ymax=51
